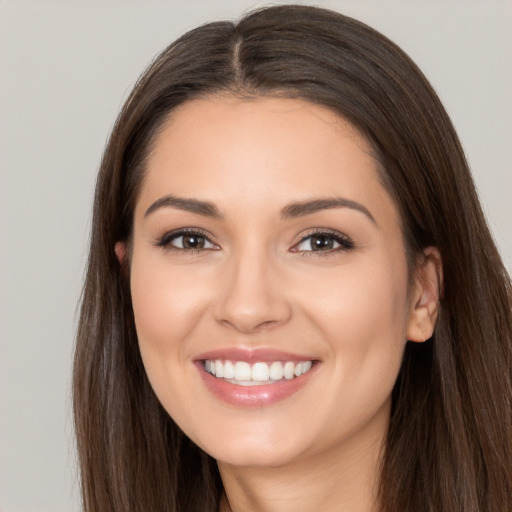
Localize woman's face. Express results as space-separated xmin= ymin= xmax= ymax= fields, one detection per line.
xmin=126 ymin=96 xmax=435 ymax=469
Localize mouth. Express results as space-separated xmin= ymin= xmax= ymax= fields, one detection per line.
xmin=194 ymin=349 xmax=319 ymax=407
xmin=204 ymin=359 xmax=313 ymax=386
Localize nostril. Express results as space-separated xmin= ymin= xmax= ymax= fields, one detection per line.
xmin=218 ymin=316 xmax=284 ymax=334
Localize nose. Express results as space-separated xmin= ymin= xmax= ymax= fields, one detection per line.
xmin=213 ymin=248 xmax=292 ymax=334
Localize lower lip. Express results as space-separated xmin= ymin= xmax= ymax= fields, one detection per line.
xmin=196 ymin=362 xmax=317 ymax=407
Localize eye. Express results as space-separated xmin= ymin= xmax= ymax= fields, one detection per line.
xmin=155 ymin=229 xmax=218 ymax=252
xmin=292 ymin=230 xmax=354 ymax=253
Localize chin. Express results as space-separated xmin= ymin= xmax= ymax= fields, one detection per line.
xmin=188 ymin=418 xmax=317 ymax=469
xmin=211 ymin=441 xmax=302 ymax=469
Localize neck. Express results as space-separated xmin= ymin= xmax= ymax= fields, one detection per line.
xmin=217 ymin=411 xmax=387 ymax=512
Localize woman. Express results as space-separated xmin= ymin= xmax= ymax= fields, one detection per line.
xmin=73 ymin=5 xmax=512 ymax=511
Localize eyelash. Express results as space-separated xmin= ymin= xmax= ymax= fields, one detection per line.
xmin=154 ymin=228 xmax=354 ymax=255
xmin=154 ymin=228 xmax=218 ymax=253
xmin=292 ymin=229 xmax=354 ymax=256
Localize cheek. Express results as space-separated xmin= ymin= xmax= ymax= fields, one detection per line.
xmin=304 ymin=254 xmax=408 ymax=329
xmin=128 ymin=253 xmax=219 ymax=431
xmin=291 ymin=257 xmax=410 ymax=442
xmin=129 ymin=253 xmax=212 ymax=375
xmin=299 ymin=254 xmax=410 ymax=388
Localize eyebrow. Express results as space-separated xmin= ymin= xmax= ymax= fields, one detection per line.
xmin=144 ymin=194 xmax=375 ymax=224
xmin=145 ymin=195 xmax=223 ymax=219
xmin=280 ymin=197 xmax=376 ymax=224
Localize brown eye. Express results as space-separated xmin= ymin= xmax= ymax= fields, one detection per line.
xmin=181 ymin=234 xmax=206 ymax=249
xmin=293 ymin=231 xmax=354 ymax=253
xmin=309 ymin=235 xmax=335 ymax=251
xmin=156 ymin=230 xmax=217 ymax=251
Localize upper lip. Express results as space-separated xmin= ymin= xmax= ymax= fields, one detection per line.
xmin=194 ymin=347 xmax=317 ymax=364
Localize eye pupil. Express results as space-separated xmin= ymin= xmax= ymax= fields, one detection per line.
xmin=183 ymin=235 xmax=204 ymax=249
xmin=311 ymin=235 xmax=334 ymax=251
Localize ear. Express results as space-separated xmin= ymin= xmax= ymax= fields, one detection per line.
xmin=407 ymin=247 xmax=443 ymax=342
xmin=115 ymin=241 xmax=127 ymax=264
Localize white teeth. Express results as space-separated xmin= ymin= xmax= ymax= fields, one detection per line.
xmin=269 ymin=361 xmax=284 ymax=380
xmin=223 ymin=360 xmax=235 ymax=379
xmin=251 ymin=362 xmax=270 ymax=381
xmin=234 ymin=361 xmax=251 ymax=381
xmin=284 ymin=361 xmax=295 ymax=380
xmin=302 ymin=360 xmax=312 ymax=373
xmin=206 ymin=359 xmax=314 ymax=383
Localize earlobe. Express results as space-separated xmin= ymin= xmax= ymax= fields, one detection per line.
xmin=115 ymin=241 xmax=126 ymax=265
xmin=407 ymin=247 xmax=443 ymax=342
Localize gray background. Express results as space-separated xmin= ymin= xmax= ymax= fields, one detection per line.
xmin=1 ymin=1 xmax=510 ymax=511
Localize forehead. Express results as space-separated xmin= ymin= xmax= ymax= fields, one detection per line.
xmin=137 ymin=95 xmax=397 ymax=225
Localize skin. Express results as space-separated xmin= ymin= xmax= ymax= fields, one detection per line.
xmin=117 ymin=96 xmax=441 ymax=512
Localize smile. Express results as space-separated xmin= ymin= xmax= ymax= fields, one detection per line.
xmin=195 ymin=350 xmax=319 ymax=407
xmin=204 ymin=359 xmax=313 ymax=385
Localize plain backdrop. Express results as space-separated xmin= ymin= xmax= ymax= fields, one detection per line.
xmin=0 ymin=1 xmax=510 ymax=511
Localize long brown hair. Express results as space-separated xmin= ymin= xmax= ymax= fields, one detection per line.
xmin=73 ymin=5 xmax=512 ymax=511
